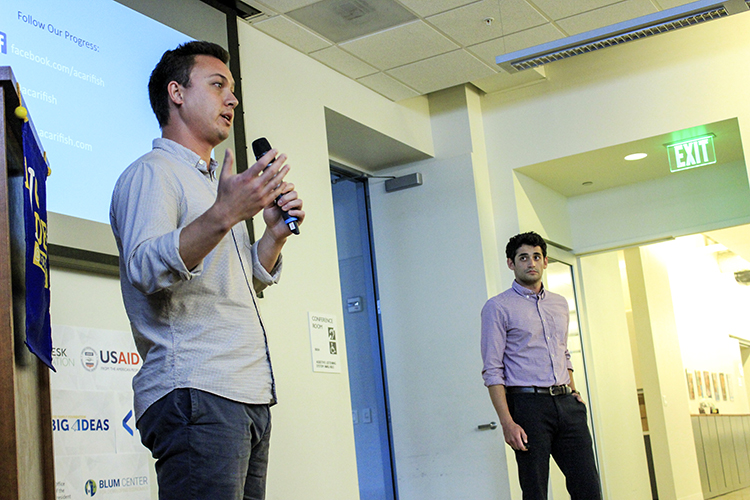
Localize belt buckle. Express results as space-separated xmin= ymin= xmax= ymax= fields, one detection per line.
xmin=549 ymin=386 xmax=566 ymax=396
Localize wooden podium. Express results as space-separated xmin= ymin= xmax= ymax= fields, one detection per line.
xmin=0 ymin=67 xmax=55 ymax=500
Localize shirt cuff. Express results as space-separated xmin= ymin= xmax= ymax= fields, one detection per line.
xmin=172 ymin=227 xmax=203 ymax=280
xmin=251 ymin=241 xmax=282 ymax=286
xmin=482 ymin=370 xmax=505 ymax=388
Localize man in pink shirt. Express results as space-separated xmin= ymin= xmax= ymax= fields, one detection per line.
xmin=481 ymin=232 xmax=601 ymax=500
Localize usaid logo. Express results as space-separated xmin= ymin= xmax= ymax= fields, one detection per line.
xmin=0 ymin=32 xmax=6 ymax=55
xmin=81 ymin=347 xmax=98 ymax=371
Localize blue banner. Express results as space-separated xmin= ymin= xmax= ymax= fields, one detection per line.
xmin=23 ymin=121 xmax=53 ymax=370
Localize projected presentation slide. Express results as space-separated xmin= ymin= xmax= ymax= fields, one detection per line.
xmin=0 ymin=0 xmax=192 ymax=224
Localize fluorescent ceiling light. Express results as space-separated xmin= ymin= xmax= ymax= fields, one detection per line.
xmin=496 ymin=0 xmax=747 ymax=73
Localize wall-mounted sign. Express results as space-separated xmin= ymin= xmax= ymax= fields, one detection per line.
xmin=50 ymin=325 xmax=152 ymax=499
xmin=667 ymin=135 xmax=716 ymax=172
xmin=308 ymin=313 xmax=341 ymax=373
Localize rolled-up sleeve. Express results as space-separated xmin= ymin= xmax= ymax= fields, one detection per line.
xmin=251 ymin=241 xmax=282 ymax=292
xmin=480 ymin=299 xmax=506 ymax=387
xmin=111 ymin=160 xmax=201 ymax=295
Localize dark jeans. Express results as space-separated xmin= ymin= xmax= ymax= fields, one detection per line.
xmin=137 ymin=388 xmax=272 ymax=500
xmin=507 ymin=392 xmax=602 ymax=500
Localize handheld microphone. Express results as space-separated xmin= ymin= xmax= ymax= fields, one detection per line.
xmin=251 ymin=137 xmax=300 ymax=235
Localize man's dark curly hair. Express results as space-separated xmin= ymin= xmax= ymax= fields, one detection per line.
xmin=505 ymin=231 xmax=547 ymax=260
xmin=148 ymin=41 xmax=230 ymax=127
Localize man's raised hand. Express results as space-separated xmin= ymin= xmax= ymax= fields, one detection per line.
xmin=215 ymin=148 xmax=290 ymax=227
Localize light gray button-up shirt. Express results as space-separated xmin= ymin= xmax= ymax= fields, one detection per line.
xmin=110 ymin=138 xmax=281 ymax=421
xmin=481 ymin=280 xmax=573 ymax=388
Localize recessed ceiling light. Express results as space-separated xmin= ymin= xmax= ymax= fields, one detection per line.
xmin=625 ymin=153 xmax=648 ymax=161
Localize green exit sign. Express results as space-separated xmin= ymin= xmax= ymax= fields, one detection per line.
xmin=667 ymin=135 xmax=716 ymax=172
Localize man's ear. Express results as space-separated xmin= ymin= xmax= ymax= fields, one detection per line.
xmin=167 ymin=81 xmax=183 ymax=105
xmin=507 ymin=258 xmax=515 ymax=270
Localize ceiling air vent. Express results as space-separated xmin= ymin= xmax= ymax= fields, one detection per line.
xmin=496 ymin=0 xmax=745 ymax=73
xmin=287 ymin=0 xmax=416 ymax=43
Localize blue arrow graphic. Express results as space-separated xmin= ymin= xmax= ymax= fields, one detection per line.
xmin=123 ymin=410 xmax=133 ymax=436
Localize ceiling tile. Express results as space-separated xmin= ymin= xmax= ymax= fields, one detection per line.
xmin=387 ymin=49 xmax=496 ymax=94
xmin=286 ymin=0 xmax=417 ymax=43
xmin=555 ymin=0 xmax=658 ymax=36
xmin=530 ymin=0 xmax=624 ymax=21
xmin=309 ymin=46 xmax=379 ymax=78
xmin=396 ymin=0 xmax=477 ymax=17
xmin=248 ymin=0 xmax=729 ymax=98
xmin=427 ymin=0 xmax=547 ymax=46
xmin=340 ymin=20 xmax=459 ymax=70
xmin=357 ymin=72 xmax=421 ymax=101
xmin=468 ymin=23 xmax=564 ymax=66
xmin=471 ymin=66 xmax=546 ymax=94
xmin=252 ymin=0 xmax=320 ymax=14
xmin=253 ymin=15 xmax=332 ymax=53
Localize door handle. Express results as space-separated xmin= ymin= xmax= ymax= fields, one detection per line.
xmin=477 ymin=422 xmax=497 ymax=431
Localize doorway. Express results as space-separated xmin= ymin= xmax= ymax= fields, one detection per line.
xmin=330 ymin=168 xmax=397 ymax=500
xmin=545 ymin=257 xmax=595 ymax=438
xmin=544 ymin=254 xmax=600 ymax=497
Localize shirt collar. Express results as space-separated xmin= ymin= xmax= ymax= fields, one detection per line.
xmin=511 ymin=279 xmax=545 ymax=298
xmin=153 ymin=138 xmax=220 ymax=179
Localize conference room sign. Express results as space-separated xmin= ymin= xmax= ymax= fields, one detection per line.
xmin=308 ymin=312 xmax=341 ymax=374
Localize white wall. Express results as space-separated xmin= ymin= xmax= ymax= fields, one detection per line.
xmin=369 ymin=85 xmax=511 ymax=499
xmin=568 ymin=161 xmax=750 ymax=253
xmin=235 ymin=23 xmax=436 ymax=500
xmin=49 ymin=269 xmax=127 ymax=331
xmin=512 ymin=172 xmax=571 ymax=248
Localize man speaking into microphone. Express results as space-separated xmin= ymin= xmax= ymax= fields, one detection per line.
xmin=110 ymin=41 xmax=304 ymax=500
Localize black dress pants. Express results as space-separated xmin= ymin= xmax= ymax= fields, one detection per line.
xmin=507 ymin=392 xmax=602 ymax=500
